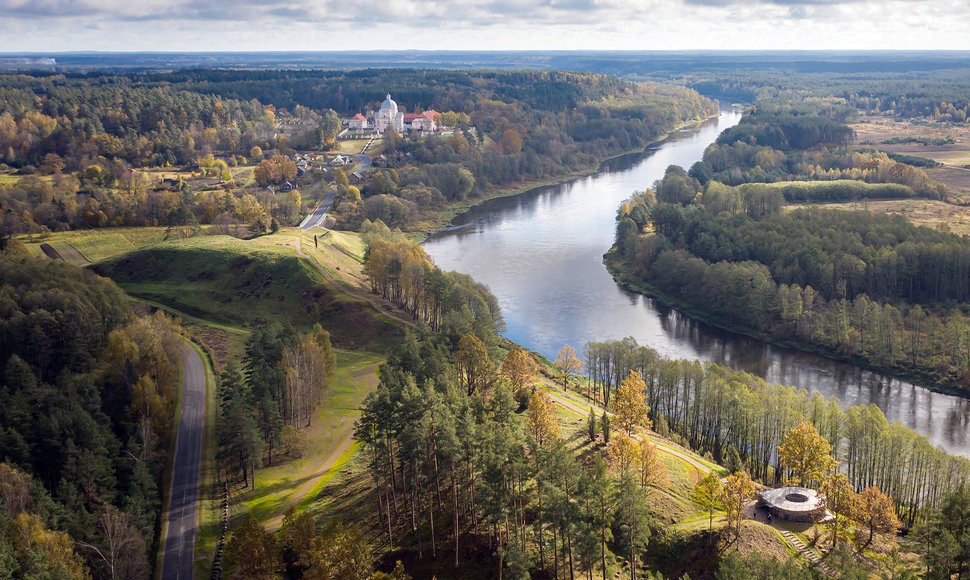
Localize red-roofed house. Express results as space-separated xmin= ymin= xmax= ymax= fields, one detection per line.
xmin=405 ymin=110 xmax=438 ymax=132
xmin=349 ymin=113 xmax=368 ymax=130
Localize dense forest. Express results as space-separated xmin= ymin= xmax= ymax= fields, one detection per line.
xmin=677 ymin=69 xmax=970 ymax=122
xmin=610 ymin=100 xmax=970 ymax=392
xmin=0 ymin=74 xmax=273 ymax=169
xmin=0 ymin=255 xmax=184 ymax=578
xmin=685 ymin=102 xmax=947 ymax=200
xmin=0 ymin=69 xmax=716 ymax=236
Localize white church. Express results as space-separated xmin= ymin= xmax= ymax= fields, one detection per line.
xmin=374 ymin=94 xmax=405 ymax=134
xmin=368 ymin=94 xmax=438 ymax=135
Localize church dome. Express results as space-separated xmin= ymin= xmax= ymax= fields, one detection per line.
xmin=381 ymin=94 xmax=397 ymax=110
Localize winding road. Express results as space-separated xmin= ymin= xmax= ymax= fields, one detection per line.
xmin=161 ymin=342 xmax=207 ymax=580
xmin=299 ymin=188 xmax=335 ymax=230
xmin=299 ymin=153 xmax=371 ymax=231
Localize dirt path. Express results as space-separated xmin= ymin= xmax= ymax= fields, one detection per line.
xmin=292 ymin=235 xmax=418 ymax=331
xmin=541 ymin=386 xmax=717 ymax=475
xmin=264 ymin=426 xmax=356 ymax=531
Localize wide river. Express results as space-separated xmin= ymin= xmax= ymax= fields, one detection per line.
xmin=423 ymin=110 xmax=970 ymax=457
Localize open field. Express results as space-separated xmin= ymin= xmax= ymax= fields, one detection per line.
xmin=18 ymin=226 xmax=188 ymax=263
xmin=788 ymin=198 xmax=970 ymax=236
xmin=295 ymin=229 xmax=369 ymax=290
xmin=852 ymin=115 xmax=970 ymax=201
xmin=335 ymin=138 xmax=371 ymax=154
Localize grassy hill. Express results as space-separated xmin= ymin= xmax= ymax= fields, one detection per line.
xmin=93 ymin=234 xmax=402 ymax=350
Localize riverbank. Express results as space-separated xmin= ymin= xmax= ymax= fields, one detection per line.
xmin=603 ymin=248 xmax=969 ymax=399
xmin=413 ymin=113 xmax=721 ymax=242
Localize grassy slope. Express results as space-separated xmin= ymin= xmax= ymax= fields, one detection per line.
xmin=81 ymin=228 xmax=404 ymax=574
xmin=92 ymin=234 xmax=401 ymax=350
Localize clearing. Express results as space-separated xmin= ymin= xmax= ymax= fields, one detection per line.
xmin=852 ymin=115 xmax=970 ymax=202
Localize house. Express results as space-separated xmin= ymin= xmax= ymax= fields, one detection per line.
xmin=349 ymin=113 xmax=368 ymax=130
xmin=281 ymin=181 xmax=295 ymax=192
xmin=350 ymin=171 xmax=364 ymax=184
xmin=330 ymin=155 xmax=348 ymax=166
xmin=405 ymin=110 xmax=438 ymax=132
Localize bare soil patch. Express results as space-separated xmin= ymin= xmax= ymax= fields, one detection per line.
xmin=852 ymin=115 xmax=970 ymax=200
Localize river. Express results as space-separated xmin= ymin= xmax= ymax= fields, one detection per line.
xmin=422 ymin=110 xmax=970 ymax=458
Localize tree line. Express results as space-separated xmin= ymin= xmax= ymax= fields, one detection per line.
xmin=0 ymin=74 xmax=272 ymax=170
xmin=0 ymin=164 xmax=304 ymax=238
xmin=577 ymin=336 xmax=970 ymax=528
xmin=361 ymin=219 xmax=504 ymax=344
xmin=686 ymin=101 xmax=947 ymax=200
xmin=0 ymin=254 xmax=185 ymax=578
xmin=216 ymin=322 xmax=336 ymax=488
xmin=613 ymin=196 xmax=970 ymax=392
xmin=683 ymin=69 xmax=970 ymax=122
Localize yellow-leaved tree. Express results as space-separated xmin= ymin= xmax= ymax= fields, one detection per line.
xmin=721 ymin=471 xmax=756 ymax=539
xmin=853 ymin=485 xmax=901 ymax=550
xmin=524 ymin=391 xmax=560 ymax=448
xmin=500 ymin=348 xmax=538 ymax=397
xmin=778 ymin=422 xmax=838 ymax=488
xmin=554 ymin=344 xmax=583 ymax=388
xmin=612 ymin=369 xmax=652 ymax=436
xmin=822 ymin=473 xmax=858 ymax=549
xmin=635 ymin=440 xmax=668 ymax=490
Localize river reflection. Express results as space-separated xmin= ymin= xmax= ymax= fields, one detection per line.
xmin=423 ymin=110 xmax=970 ymax=457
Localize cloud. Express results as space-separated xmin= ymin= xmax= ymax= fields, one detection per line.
xmin=0 ymin=0 xmax=966 ymax=51
xmin=683 ymin=0 xmax=851 ymax=5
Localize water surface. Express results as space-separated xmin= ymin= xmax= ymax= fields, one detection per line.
xmin=423 ymin=110 xmax=970 ymax=457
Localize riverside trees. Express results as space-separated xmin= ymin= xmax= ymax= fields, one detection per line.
xmin=362 ymin=224 xmax=503 ymax=338
xmin=354 ymin=326 xmax=674 ymax=579
xmin=576 ymin=336 xmax=968 ymax=527
xmin=610 ymin=103 xmax=968 ymax=392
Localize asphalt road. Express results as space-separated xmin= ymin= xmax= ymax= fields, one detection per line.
xmin=298 ymin=188 xmax=335 ymax=230
xmin=299 ymin=153 xmax=371 ymax=230
xmin=161 ymin=343 xmax=206 ymax=580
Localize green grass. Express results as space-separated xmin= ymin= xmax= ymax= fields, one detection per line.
xmin=19 ymin=227 xmax=174 ymax=263
xmin=336 ymin=139 xmax=371 ymax=154
xmin=238 ymin=349 xmax=383 ymax=526
xmin=296 ymin=441 xmax=360 ymax=512
xmin=93 ymin=234 xmax=402 ymax=350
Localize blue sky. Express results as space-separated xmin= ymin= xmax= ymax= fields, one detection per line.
xmin=0 ymin=0 xmax=966 ymax=52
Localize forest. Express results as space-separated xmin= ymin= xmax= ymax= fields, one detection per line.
xmin=0 ymin=69 xmax=716 ymax=237
xmin=685 ymin=102 xmax=947 ymax=200
xmin=610 ymin=100 xmax=970 ymax=393
xmin=255 ymin=322 xmax=969 ymax=579
xmin=7 ymin=59 xmax=970 ymax=579
xmin=0 ymin=255 xmax=184 ymax=578
xmin=676 ymin=68 xmax=970 ymax=123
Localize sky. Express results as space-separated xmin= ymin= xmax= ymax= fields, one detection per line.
xmin=0 ymin=0 xmax=967 ymax=52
